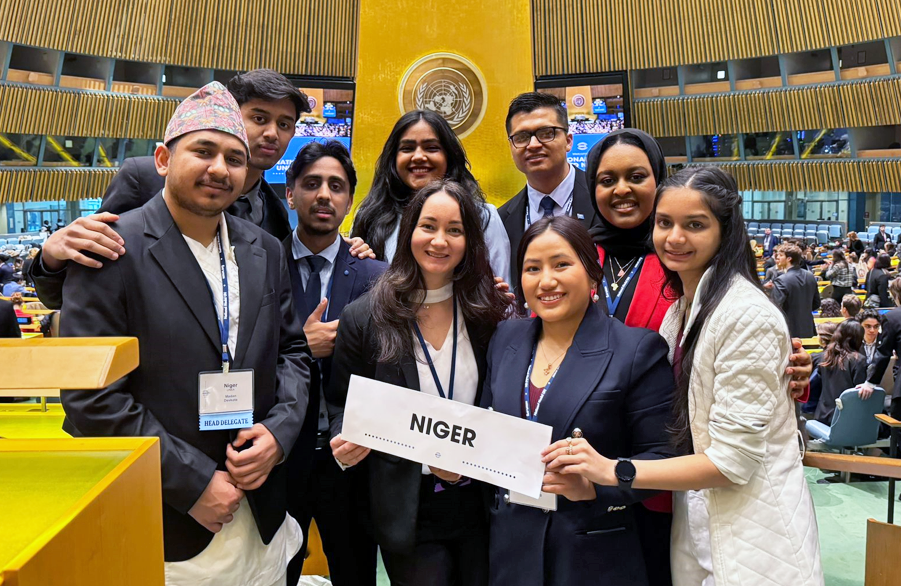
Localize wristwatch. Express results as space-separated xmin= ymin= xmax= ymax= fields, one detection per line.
xmin=614 ymin=458 xmax=636 ymax=490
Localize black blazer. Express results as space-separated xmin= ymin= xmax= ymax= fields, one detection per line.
xmin=325 ymin=291 xmax=494 ymax=554
xmin=762 ymin=233 xmax=780 ymax=257
xmin=814 ymin=353 xmax=868 ymax=424
xmin=59 ymin=193 xmax=312 ymax=562
xmin=869 ymin=308 xmax=901 ymax=401
xmin=498 ymin=168 xmax=599 ymax=293
xmin=772 ymin=266 xmax=821 ymax=338
xmin=483 ymin=303 xmax=674 ymax=586
xmin=849 ymin=238 xmax=865 ymax=256
xmin=284 ymin=235 xmax=386 ymax=511
xmin=867 ymin=268 xmax=893 ymax=308
xmin=0 ymin=299 xmax=21 ymax=338
xmin=29 ymin=156 xmax=291 ymax=309
xmin=874 ymin=231 xmax=888 ymax=252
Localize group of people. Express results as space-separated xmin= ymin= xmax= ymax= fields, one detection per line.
xmin=31 ymin=69 xmax=825 ymax=586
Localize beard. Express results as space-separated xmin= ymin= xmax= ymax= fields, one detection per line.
xmin=168 ymin=181 xmax=236 ymax=218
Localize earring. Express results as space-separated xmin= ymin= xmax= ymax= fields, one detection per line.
xmin=523 ymin=302 xmax=529 ymax=310
xmin=592 ymin=293 xmax=600 ymax=302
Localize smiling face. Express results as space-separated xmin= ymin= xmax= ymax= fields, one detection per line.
xmin=521 ymin=230 xmax=594 ymax=325
xmin=594 ymin=143 xmax=657 ymax=229
xmin=507 ymin=107 xmax=572 ymax=181
xmin=411 ymin=191 xmax=466 ymax=289
xmin=653 ymin=187 xmax=722 ymax=285
xmin=156 ymin=129 xmax=248 ymax=217
xmin=395 ymin=120 xmax=448 ymax=192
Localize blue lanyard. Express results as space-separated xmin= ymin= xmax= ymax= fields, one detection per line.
xmin=412 ymin=296 xmax=457 ymax=401
xmin=601 ymin=256 xmax=644 ymax=316
xmin=214 ymin=229 xmax=231 ymax=373
xmin=523 ymin=343 xmax=562 ymax=422
xmin=525 ymin=191 xmax=574 ymax=229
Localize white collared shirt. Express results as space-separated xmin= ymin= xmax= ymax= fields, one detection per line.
xmin=291 ymin=231 xmax=342 ymax=310
xmin=526 ymin=163 xmax=576 ymax=226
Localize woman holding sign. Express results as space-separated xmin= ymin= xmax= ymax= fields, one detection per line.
xmin=481 ymin=215 xmax=675 ymax=586
xmin=543 ymin=168 xmax=823 ymax=586
xmin=326 ymin=179 xmax=510 ymax=585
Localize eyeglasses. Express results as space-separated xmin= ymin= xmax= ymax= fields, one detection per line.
xmin=508 ymin=126 xmax=567 ymax=149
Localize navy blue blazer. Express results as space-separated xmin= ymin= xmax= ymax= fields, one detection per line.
xmin=283 ymin=234 xmax=387 ymax=509
xmin=482 ymin=302 xmax=675 ymax=586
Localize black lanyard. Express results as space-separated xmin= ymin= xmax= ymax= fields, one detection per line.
xmin=412 ymin=296 xmax=458 ymax=400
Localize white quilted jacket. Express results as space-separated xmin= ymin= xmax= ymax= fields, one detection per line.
xmin=659 ymin=270 xmax=824 ymax=586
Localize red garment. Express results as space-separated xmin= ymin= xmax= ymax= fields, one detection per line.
xmin=598 ymin=244 xmax=675 ymax=513
xmin=596 ymin=245 xmax=674 ymax=331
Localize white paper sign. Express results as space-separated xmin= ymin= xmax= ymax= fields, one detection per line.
xmin=342 ymin=374 xmax=553 ymax=498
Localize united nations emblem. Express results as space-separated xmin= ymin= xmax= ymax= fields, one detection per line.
xmin=399 ymin=53 xmax=487 ymax=138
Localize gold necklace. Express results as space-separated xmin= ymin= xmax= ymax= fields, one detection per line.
xmin=539 ymin=343 xmax=568 ymax=376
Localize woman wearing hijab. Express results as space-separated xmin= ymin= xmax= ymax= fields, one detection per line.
xmin=584 ymin=129 xmax=813 ymax=585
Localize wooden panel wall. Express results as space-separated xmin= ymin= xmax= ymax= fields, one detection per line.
xmin=688 ymin=159 xmax=901 ymax=192
xmin=0 ymin=0 xmax=358 ymax=77
xmin=0 ymin=169 xmax=116 ymax=203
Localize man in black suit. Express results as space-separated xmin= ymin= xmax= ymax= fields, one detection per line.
xmin=29 ymin=69 xmax=312 ymax=309
xmin=59 ymin=82 xmax=311 ymax=583
xmin=0 ymin=254 xmax=14 ymax=284
xmin=498 ymin=92 xmax=599 ymax=292
xmin=283 ymin=141 xmax=386 ymax=586
xmin=873 ymin=224 xmax=888 ymax=252
xmin=761 ymin=227 xmax=780 ymax=258
xmin=0 ymin=299 xmax=21 ymax=338
xmin=772 ymin=243 xmax=821 ymax=338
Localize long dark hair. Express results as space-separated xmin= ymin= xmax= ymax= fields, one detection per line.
xmin=655 ymin=166 xmax=762 ymax=454
xmin=820 ymin=320 xmax=864 ymax=369
xmin=351 ymin=110 xmax=486 ymax=259
xmin=369 ymin=179 xmax=509 ymax=363
xmin=832 ymin=249 xmax=848 ymax=269
xmin=515 ymin=216 xmax=606 ymax=315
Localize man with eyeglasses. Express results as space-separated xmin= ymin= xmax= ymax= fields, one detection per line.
xmin=499 ymin=92 xmax=600 ymax=293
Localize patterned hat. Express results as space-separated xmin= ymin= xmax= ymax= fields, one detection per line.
xmin=164 ymin=81 xmax=249 ymax=151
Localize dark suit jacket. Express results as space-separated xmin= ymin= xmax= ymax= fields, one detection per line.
xmin=325 ymin=291 xmax=494 ymax=554
xmin=815 ymin=353 xmax=868 ymax=424
xmin=59 ymin=193 xmax=312 ymax=562
xmin=482 ymin=302 xmax=674 ymax=586
xmin=29 ymin=156 xmax=291 ymax=309
xmin=498 ymin=168 xmax=599 ymax=293
xmin=874 ymin=231 xmax=888 ymax=252
xmin=284 ymin=235 xmax=386 ymax=516
xmin=772 ymin=266 xmax=820 ymax=338
xmin=869 ymin=308 xmax=901 ymax=400
xmin=867 ymin=268 xmax=893 ymax=308
xmin=762 ymin=233 xmax=780 ymax=257
xmin=0 ymin=262 xmax=13 ymax=284
xmin=0 ymin=300 xmax=21 ymax=338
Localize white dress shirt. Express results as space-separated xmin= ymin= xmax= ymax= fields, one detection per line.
xmin=412 ymin=299 xmax=479 ymax=475
xmin=526 ymin=163 xmax=576 ymax=226
xmin=167 ymin=210 xmax=302 ymax=586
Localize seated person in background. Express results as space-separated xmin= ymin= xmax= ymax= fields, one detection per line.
xmin=2 ymin=272 xmax=26 ymax=297
xmin=847 ymin=232 xmax=865 ymax=257
xmin=810 ymin=320 xmax=868 ymax=427
xmin=887 ymin=242 xmax=897 ymax=258
xmin=866 ymin=254 xmax=893 ymax=308
xmin=762 ymin=244 xmax=786 ymax=291
xmin=857 ymin=309 xmax=883 ymax=368
xmin=0 ymin=296 xmax=21 ymax=338
xmin=818 ymin=298 xmax=841 ymax=318
xmin=804 ymin=321 xmax=839 ymax=414
xmin=772 ymin=243 xmax=820 ymax=338
xmin=840 ymin=293 xmax=862 ymax=319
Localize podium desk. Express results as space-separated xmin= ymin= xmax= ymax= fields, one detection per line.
xmin=0 ymin=438 xmax=163 ymax=586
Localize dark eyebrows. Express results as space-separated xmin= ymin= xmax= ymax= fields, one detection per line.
xmin=418 ymin=215 xmax=462 ymax=224
xmin=400 ymin=138 xmax=440 ymax=145
xmin=301 ymin=173 xmax=347 ymax=184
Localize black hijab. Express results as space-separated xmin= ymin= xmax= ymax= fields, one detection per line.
xmin=585 ymin=129 xmax=667 ymax=258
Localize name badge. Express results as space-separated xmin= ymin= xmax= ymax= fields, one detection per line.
xmin=508 ymin=490 xmax=558 ymax=511
xmin=198 ymin=369 xmax=254 ymax=431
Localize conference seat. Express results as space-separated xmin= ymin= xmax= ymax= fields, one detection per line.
xmin=806 ymin=388 xmax=887 ymax=457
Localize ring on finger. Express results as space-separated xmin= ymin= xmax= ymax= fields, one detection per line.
xmin=567 ymin=445 xmax=573 ymax=456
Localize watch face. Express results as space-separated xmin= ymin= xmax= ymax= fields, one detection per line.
xmin=616 ymin=459 xmax=637 ymax=482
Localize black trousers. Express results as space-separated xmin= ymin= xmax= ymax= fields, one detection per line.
xmin=633 ymin=504 xmax=673 ymax=586
xmin=380 ymin=476 xmax=488 ymax=586
xmin=287 ymin=443 xmax=378 ymax=586
xmin=831 ymin=285 xmax=853 ymax=303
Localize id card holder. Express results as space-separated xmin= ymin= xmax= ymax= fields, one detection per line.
xmin=508 ymin=490 xmax=558 ymax=511
xmin=198 ymin=369 xmax=254 ymax=431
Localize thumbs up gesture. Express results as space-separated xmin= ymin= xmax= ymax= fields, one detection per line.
xmin=304 ymin=298 xmax=340 ymax=359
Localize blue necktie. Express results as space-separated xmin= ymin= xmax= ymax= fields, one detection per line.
xmin=304 ymin=255 xmax=326 ymax=315
xmin=539 ymin=196 xmax=556 ymax=219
